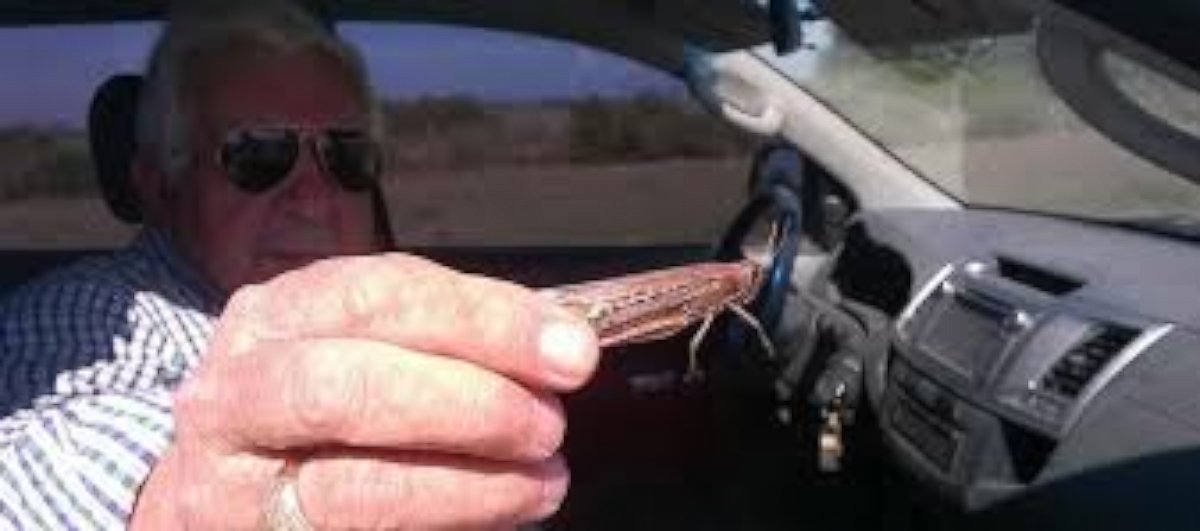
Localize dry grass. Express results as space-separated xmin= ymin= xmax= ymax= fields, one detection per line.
xmin=0 ymin=95 xmax=758 ymax=250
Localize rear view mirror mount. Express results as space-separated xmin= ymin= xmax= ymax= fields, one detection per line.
xmin=767 ymin=0 xmax=812 ymax=55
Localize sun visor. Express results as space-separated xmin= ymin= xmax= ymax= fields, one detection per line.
xmin=617 ymin=0 xmax=774 ymax=51
xmin=0 ymin=0 xmax=776 ymax=50
xmin=812 ymin=0 xmax=1030 ymax=47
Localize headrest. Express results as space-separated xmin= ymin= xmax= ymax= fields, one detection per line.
xmin=87 ymin=74 xmax=144 ymax=224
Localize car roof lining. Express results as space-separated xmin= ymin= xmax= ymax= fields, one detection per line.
xmin=0 ymin=0 xmax=769 ymax=50
xmin=1 ymin=1 xmax=770 ymax=76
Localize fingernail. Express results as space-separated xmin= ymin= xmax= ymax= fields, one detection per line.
xmin=538 ymin=319 xmax=595 ymax=387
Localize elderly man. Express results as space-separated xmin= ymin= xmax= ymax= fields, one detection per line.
xmin=0 ymin=1 xmax=598 ymax=529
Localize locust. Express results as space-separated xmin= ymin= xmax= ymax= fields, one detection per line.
xmin=539 ymin=260 xmax=776 ymax=379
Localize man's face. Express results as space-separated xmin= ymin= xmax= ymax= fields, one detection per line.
xmin=167 ymin=49 xmax=379 ymax=294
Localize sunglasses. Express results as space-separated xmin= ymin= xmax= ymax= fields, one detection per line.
xmin=218 ymin=126 xmax=382 ymax=194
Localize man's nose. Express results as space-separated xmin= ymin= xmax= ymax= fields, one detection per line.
xmin=278 ymin=140 xmax=334 ymax=217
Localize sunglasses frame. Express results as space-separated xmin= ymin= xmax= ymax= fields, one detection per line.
xmin=217 ymin=125 xmax=382 ymax=194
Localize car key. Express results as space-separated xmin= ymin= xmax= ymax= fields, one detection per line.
xmin=818 ymin=382 xmax=847 ymax=473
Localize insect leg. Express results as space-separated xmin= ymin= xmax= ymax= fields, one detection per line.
xmin=686 ymin=312 xmax=717 ymax=382
xmin=728 ymin=303 xmax=777 ymax=360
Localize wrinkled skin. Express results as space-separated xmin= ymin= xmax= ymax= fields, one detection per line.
xmin=129 ymin=49 xmax=600 ymax=529
xmin=132 ymin=255 xmax=598 ymax=529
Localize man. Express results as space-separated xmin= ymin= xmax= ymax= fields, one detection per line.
xmin=0 ymin=1 xmax=598 ymax=529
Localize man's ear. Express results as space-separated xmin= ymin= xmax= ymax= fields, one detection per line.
xmin=130 ymin=154 xmax=172 ymax=226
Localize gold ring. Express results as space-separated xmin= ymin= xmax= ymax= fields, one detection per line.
xmin=263 ymin=463 xmax=314 ymax=531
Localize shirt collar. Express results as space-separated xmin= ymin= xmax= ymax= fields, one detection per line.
xmin=133 ymin=229 xmax=226 ymax=313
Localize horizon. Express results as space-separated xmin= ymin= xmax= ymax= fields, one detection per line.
xmin=0 ymin=22 xmax=685 ymax=129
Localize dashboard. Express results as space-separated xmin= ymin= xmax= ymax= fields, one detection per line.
xmin=830 ymin=208 xmax=1200 ymax=512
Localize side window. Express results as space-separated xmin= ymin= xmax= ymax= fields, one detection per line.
xmin=0 ymin=23 xmax=758 ymax=250
xmin=343 ymin=24 xmax=759 ymax=247
xmin=0 ymin=24 xmax=158 ymax=249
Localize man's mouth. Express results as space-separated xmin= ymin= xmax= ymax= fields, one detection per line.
xmin=257 ymin=226 xmax=341 ymax=271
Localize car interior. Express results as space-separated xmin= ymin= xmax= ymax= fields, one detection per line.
xmin=3 ymin=0 xmax=1200 ymax=529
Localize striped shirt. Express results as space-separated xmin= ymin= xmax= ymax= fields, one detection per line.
xmin=0 ymin=230 xmax=223 ymax=529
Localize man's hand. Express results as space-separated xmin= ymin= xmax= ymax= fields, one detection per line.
xmin=131 ymin=254 xmax=599 ymax=529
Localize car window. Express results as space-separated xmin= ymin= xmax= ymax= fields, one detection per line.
xmin=0 ymin=23 xmax=157 ymax=249
xmin=756 ymin=17 xmax=1200 ymax=222
xmin=344 ymin=23 xmax=756 ymax=247
xmin=0 ymin=22 xmax=758 ymax=250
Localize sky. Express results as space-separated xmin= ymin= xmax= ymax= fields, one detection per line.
xmin=0 ymin=23 xmax=683 ymax=128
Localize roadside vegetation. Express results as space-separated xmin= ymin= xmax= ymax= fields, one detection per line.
xmin=0 ymin=94 xmax=756 ymax=201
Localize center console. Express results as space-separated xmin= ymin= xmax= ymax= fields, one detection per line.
xmin=881 ymin=258 xmax=1171 ymax=508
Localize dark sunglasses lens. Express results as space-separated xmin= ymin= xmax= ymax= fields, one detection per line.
xmin=221 ymin=129 xmax=299 ymax=193
xmin=322 ymin=131 xmax=381 ymax=191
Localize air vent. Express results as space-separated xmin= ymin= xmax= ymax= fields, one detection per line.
xmin=996 ymin=256 xmax=1084 ymax=296
xmin=1040 ymin=324 xmax=1140 ymax=399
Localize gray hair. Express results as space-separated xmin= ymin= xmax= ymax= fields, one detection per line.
xmin=136 ymin=0 xmax=379 ymax=181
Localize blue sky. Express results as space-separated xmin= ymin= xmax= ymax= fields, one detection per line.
xmin=0 ymin=23 xmax=683 ymax=128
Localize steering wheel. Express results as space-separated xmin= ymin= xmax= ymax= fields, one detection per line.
xmin=715 ymin=183 xmax=804 ymax=353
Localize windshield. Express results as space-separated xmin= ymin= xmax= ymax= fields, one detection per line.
xmin=753 ymin=6 xmax=1200 ymax=222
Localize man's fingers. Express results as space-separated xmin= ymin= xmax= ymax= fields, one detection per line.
xmin=183 ymin=338 xmax=566 ymax=461
xmin=158 ymin=446 xmax=566 ymax=530
xmin=213 ymin=254 xmax=599 ymax=392
xmin=295 ymin=452 xmax=568 ymax=530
